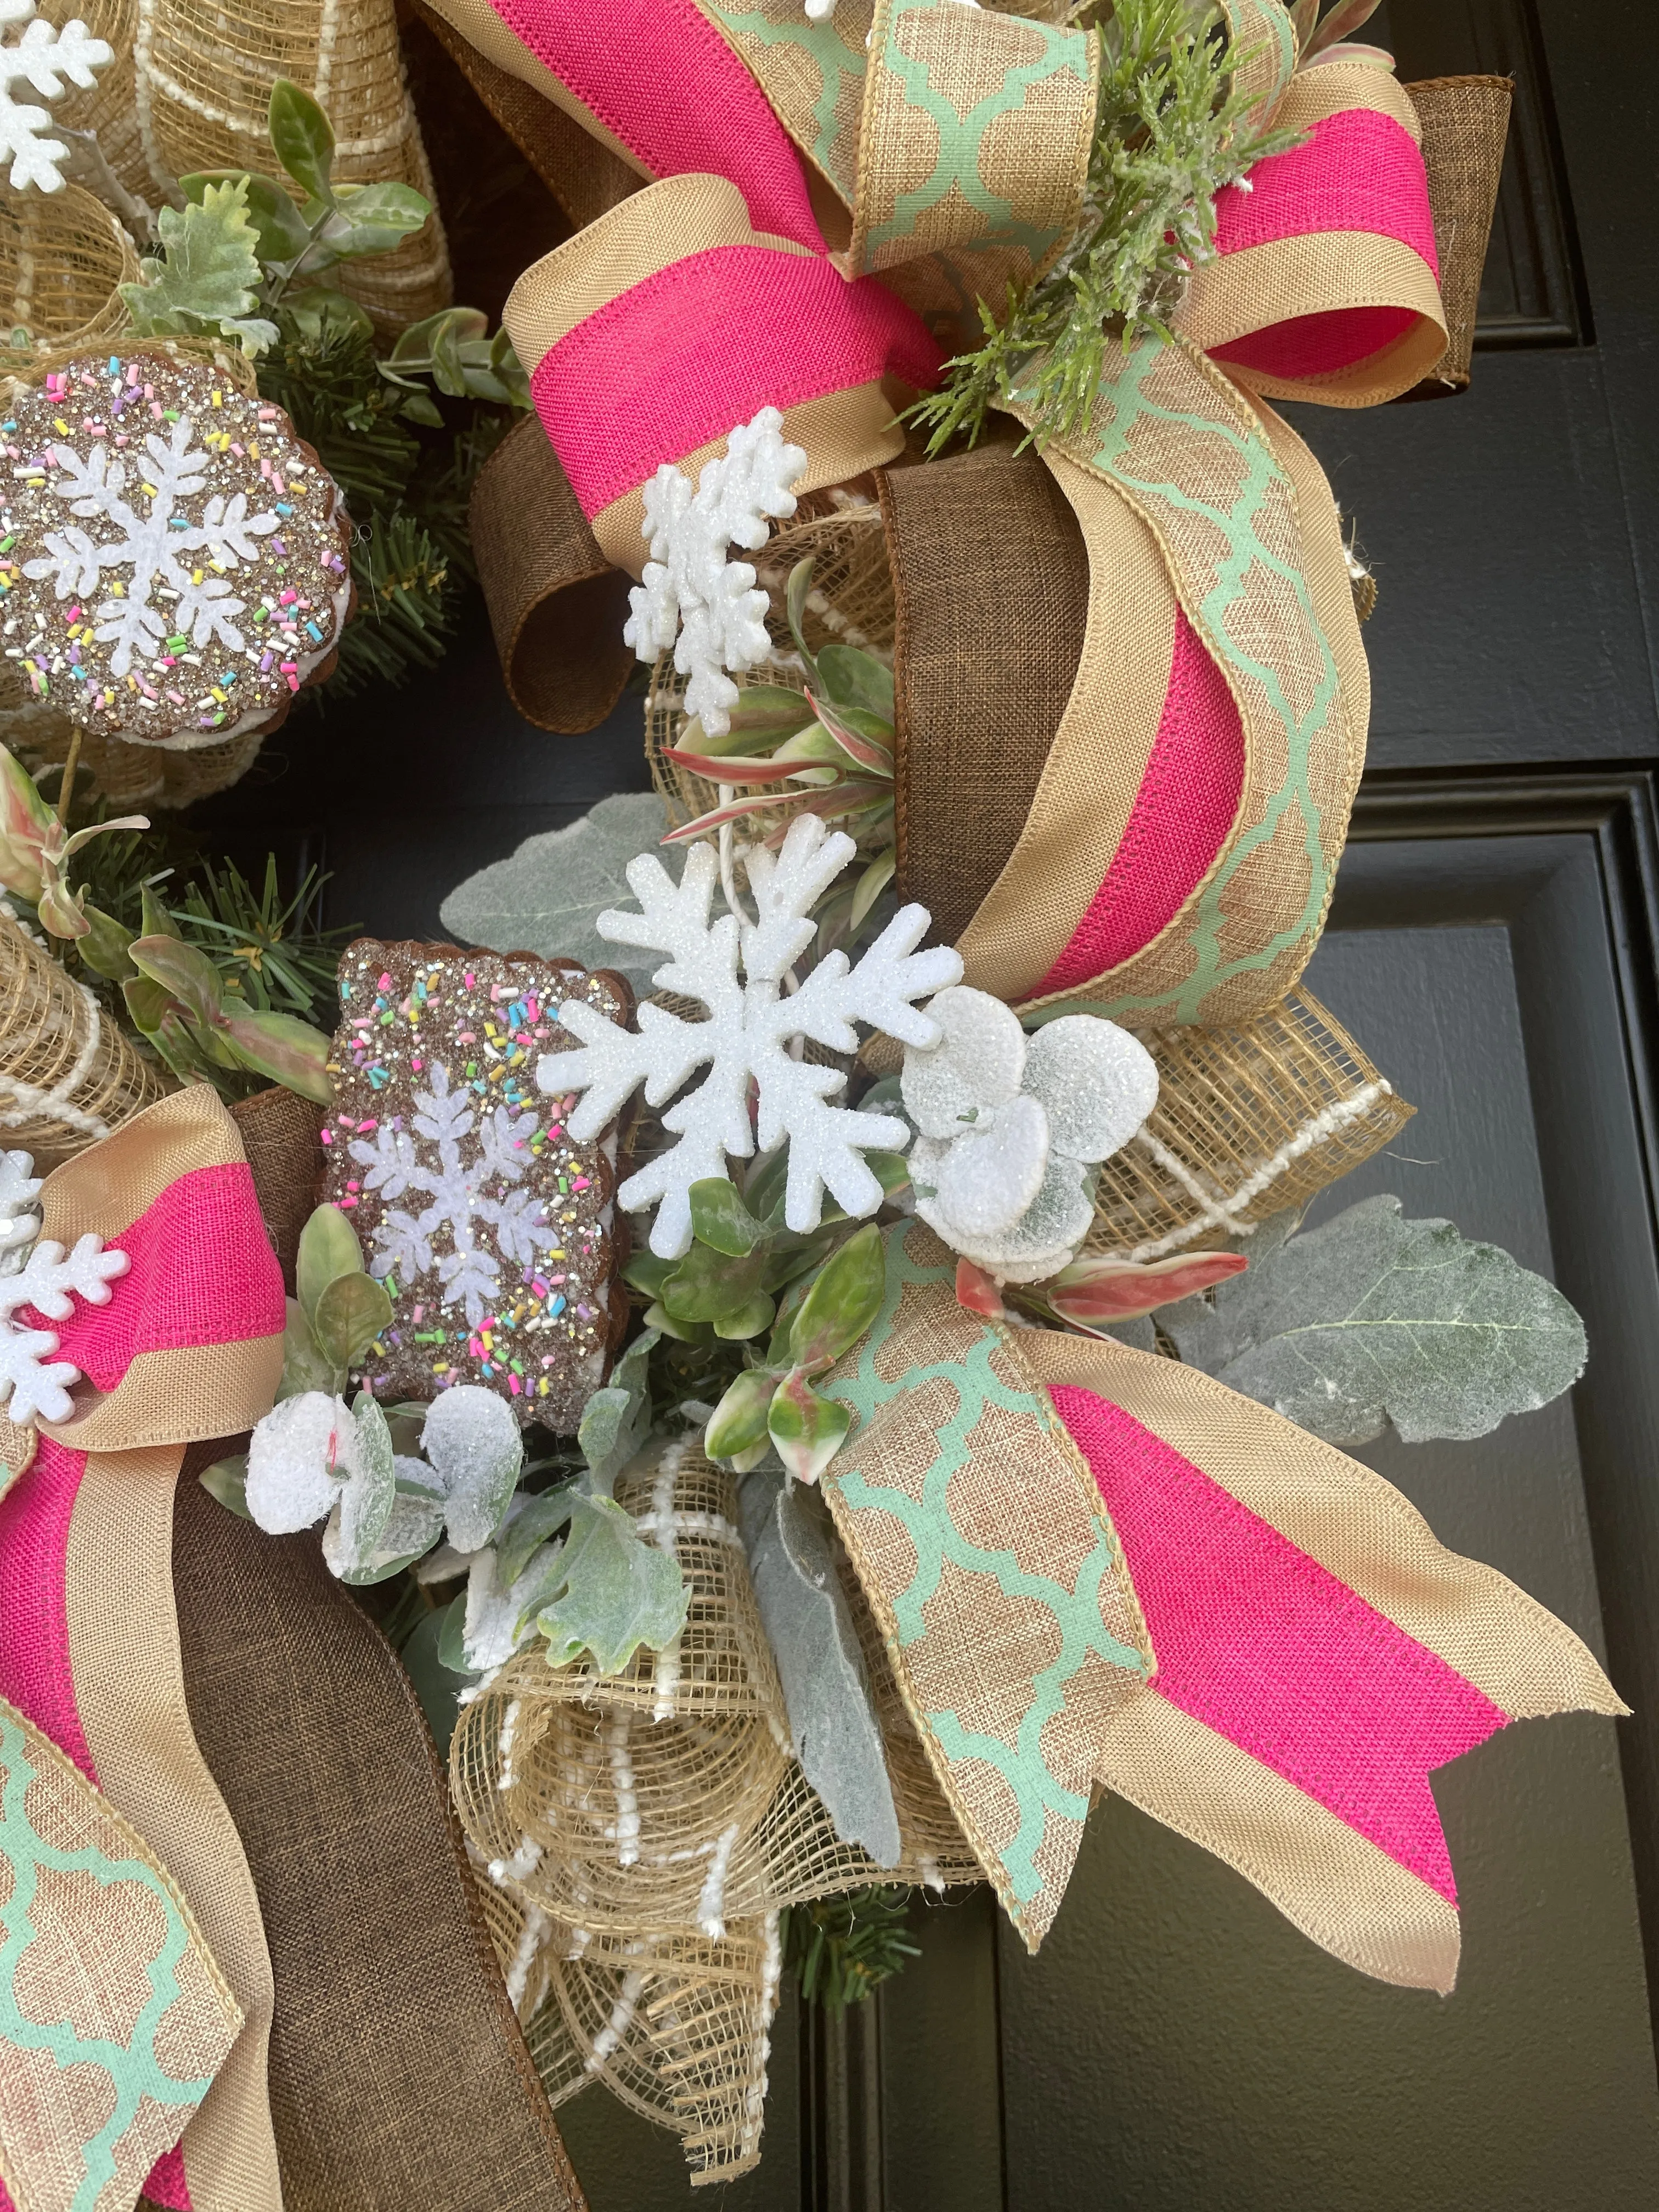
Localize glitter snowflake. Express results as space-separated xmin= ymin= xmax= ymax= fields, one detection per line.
xmin=19 ymin=416 xmax=281 ymax=678
xmin=0 ymin=2 xmax=113 ymax=193
xmin=348 ymin=1065 xmax=550 ymax=1329
xmin=0 ymin=1147 xmax=42 ymax=1279
xmin=543 ymin=815 xmax=964 ymax=1259
xmin=0 ymin=1222 xmax=127 ymax=1425
xmin=622 ymin=406 xmax=806 ymax=737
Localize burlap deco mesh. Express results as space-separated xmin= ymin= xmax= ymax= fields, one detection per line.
xmin=0 ymin=186 xmax=259 ymax=400
xmin=646 ymin=500 xmax=894 ymax=830
xmin=0 ymin=186 xmax=136 ymax=361
xmin=0 ymin=912 xmax=173 ymax=1165
xmin=1087 ymin=986 xmax=1415 ymax=1263
xmin=455 ymin=1438 xmax=979 ymax=2180
xmin=7 ymin=706 xmax=268 ymax=808
xmin=128 ymin=0 xmax=452 ymax=333
xmin=35 ymin=0 xmax=148 ymax=200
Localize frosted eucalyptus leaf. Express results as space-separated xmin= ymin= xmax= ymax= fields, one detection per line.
xmin=319 ymin=1392 xmax=397 ymax=1577
xmin=1163 ymin=1194 xmax=1588 ymax=1446
xmin=328 ymin=1487 xmax=445 ymax=1584
xmin=738 ymin=1473 xmax=900 ymax=1866
xmin=422 ymin=1385 xmax=524 ymax=1551
xmin=578 ymin=1328 xmax=659 ymax=1492
xmin=532 ymin=1495 xmax=690 ymax=1674
xmin=438 ymin=794 xmax=672 ymax=987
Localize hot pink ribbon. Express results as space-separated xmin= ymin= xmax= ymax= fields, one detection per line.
xmin=1051 ymin=1386 xmax=1510 ymax=1906
xmin=0 ymin=1157 xmax=285 ymax=2211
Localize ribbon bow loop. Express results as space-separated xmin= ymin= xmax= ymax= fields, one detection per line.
xmin=20 ymin=1086 xmax=287 ymax=1466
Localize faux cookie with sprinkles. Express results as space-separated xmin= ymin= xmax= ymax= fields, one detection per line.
xmin=321 ymin=940 xmax=634 ymax=1432
xmin=1 ymin=351 xmax=352 ymax=748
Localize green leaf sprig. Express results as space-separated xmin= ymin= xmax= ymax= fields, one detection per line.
xmin=907 ymin=0 xmax=1304 ymax=453
xmin=284 ymin=1202 xmax=396 ymax=1396
xmin=692 ymin=1214 xmax=888 ymax=1486
xmin=661 ymin=559 xmax=896 ymax=938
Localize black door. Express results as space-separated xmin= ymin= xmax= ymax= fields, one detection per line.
xmin=198 ymin=0 xmax=1659 ymax=2200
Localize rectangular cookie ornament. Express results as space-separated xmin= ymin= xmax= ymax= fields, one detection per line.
xmin=320 ymin=939 xmax=633 ymax=1430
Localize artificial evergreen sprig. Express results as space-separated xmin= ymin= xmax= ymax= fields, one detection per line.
xmin=783 ymin=1886 xmax=920 ymax=2009
xmin=909 ymin=0 xmax=1302 ymax=453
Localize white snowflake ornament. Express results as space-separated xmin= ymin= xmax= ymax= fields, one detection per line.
xmin=542 ymin=814 xmax=964 ymax=1259
xmin=901 ymin=988 xmax=1159 ymax=1283
xmin=0 ymin=1146 xmax=42 ymax=1277
xmin=0 ymin=1224 xmax=127 ymax=1425
xmin=623 ymin=406 xmax=806 ymax=737
xmin=0 ymin=2 xmax=112 ymax=194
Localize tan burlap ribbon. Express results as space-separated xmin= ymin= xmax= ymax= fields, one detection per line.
xmin=818 ymin=1220 xmax=1623 ymax=1991
xmin=0 ymin=1088 xmax=289 ymax=2210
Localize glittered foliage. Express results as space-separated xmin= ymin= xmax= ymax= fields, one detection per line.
xmin=1164 ymin=1194 xmax=1589 ymax=1445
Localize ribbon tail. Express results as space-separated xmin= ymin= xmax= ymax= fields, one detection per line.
xmin=0 ymin=1695 xmax=242 ymax=2212
xmin=0 ymin=1087 xmax=290 ymax=2207
xmin=822 ymin=1223 xmax=1622 ymax=1990
xmin=1026 ymin=1340 xmax=1624 ymax=1993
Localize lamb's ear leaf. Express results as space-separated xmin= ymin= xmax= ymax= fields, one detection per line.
xmin=737 ymin=1473 xmax=900 ymax=1864
xmin=533 ymin=1496 xmax=690 ymax=1674
xmin=577 ymin=1328 xmax=658 ymax=1492
xmin=1163 ymin=1194 xmax=1588 ymax=1445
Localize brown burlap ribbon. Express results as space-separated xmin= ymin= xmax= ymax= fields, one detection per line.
xmin=1397 ymin=76 xmax=1515 ymax=399
xmin=470 ymin=414 xmax=636 ymax=733
xmin=170 ymin=1464 xmax=588 ymax=2212
xmin=228 ymin=1086 xmax=325 ymax=1295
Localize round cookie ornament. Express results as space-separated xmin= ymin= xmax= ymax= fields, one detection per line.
xmin=1 ymin=352 xmax=352 ymax=748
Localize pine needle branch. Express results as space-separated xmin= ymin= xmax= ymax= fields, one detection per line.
xmin=908 ymin=0 xmax=1302 ymax=453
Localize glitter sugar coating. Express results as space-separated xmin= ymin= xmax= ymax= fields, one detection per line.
xmin=320 ymin=941 xmax=635 ymax=1434
xmin=1 ymin=351 xmax=351 ymax=746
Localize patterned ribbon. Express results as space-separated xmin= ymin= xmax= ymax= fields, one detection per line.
xmin=427 ymin=0 xmax=1443 ymax=563
xmin=821 ymin=1223 xmax=1622 ymax=1987
xmin=425 ymin=0 xmax=1469 ymax=1034
xmin=0 ymin=1090 xmax=286 ymax=2212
